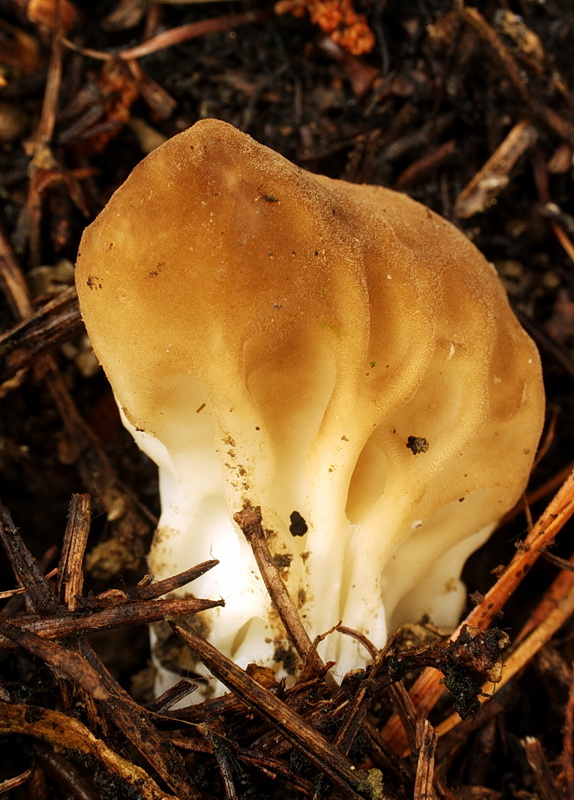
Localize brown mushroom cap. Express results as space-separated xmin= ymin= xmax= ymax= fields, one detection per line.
xmin=76 ymin=119 xmax=544 ymax=677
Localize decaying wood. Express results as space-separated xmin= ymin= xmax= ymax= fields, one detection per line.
xmin=522 ymin=737 xmax=563 ymax=800
xmin=563 ymin=668 xmax=574 ymax=799
xmin=0 ymin=286 xmax=82 ymax=384
xmin=171 ymin=622 xmax=378 ymax=800
xmin=381 ymin=469 xmax=574 ymax=754
xmin=234 ymin=505 xmax=334 ymax=686
xmin=0 ymin=704 xmax=179 ymax=800
xmin=0 ymin=498 xmax=220 ymax=798
xmin=454 ymin=120 xmax=538 ymax=218
xmin=0 ymin=594 xmax=224 ymax=648
xmin=0 ymin=499 xmax=223 ymax=650
xmin=2 ymin=0 xmax=574 ymax=797
xmin=413 ymin=719 xmax=438 ymax=800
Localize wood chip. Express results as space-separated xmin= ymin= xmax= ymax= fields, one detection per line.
xmin=454 ymin=120 xmax=538 ymax=218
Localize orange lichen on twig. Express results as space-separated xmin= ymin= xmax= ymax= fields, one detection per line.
xmin=275 ymin=0 xmax=375 ymax=55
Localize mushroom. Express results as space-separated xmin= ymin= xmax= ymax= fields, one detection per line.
xmin=75 ymin=119 xmax=544 ymax=692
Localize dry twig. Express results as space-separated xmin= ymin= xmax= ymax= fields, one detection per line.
xmin=382 ymin=470 xmax=574 ymax=754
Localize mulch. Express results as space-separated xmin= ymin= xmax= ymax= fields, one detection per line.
xmin=1 ymin=1 xmax=574 ymax=798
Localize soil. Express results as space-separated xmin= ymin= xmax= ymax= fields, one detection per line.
xmin=1 ymin=1 xmax=574 ymax=798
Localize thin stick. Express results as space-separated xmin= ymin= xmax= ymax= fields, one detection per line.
xmin=414 ymin=718 xmax=438 ymax=800
xmin=0 ymin=704 xmax=177 ymax=800
xmin=381 ymin=470 xmax=574 ymax=753
xmin=57 ymin=494 xmax=92 ymax=610
xmin=61 ymin=9 xmax=273 ymax=62
xmin=434 ymin=569 xmax=574 ymax=740
xmin=172 ymin=622 xmax=373 ymax=800
xmin=562 ymin=668 xmax=574 ymax=798
xmin=0 ymin=596 xmax=224 ymax=649
xmin=234 ymin=505 xmax=332 ymax=683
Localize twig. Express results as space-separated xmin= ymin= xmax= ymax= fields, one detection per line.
xmin=0 ymin=621 xmax=110 ymax=700
xmin=333 ymin=643 xmax=392 ymax=757
xmin=198 ymin=719 xmax=240 ymax=800
xmin=26 ymin=14 xmax=65 ymax=265
xmin=435 ymin=695 xmax=506 ymax=775
xmin=563 ymin=668 xmax=574 ymax=798
xmin=146 ymin=680 xmax=198 ymax=713
xmin=0 ymin=224 xmax=30 ymax=319
xmin=387 ymin=682 xmax=418 ymax=755
xmin=548 ymin=216 xmax=574 ymax=265
xmin=0 ymin=568 xmax=57 ymax=600
xmin=337 ymin=625 xmax=379 ymax=660
xmin=78 ymin=640 xmax=207 ymax=800
xmin=0 ymin=287 xmax=83 ymax=384
xmin=61 ymin=9 xmax=274 ymax=62
xmin=461 ymin=7 xmax=574 ymax=145
xmin=34 ymin=743 xmax=98 ymax=800
xmin=395 ymin=140 xmax=456 ymax=190
xmin=414 ymin=718 xmax=438 ymax=800
xmin=133 ymin=559 xmax=220 ymax=601
xmin=454 ymin=120 xmax=538 ymax=218
xmin=172 ymin=622 xmax=378 ymax=800
xmin=0 ymin=596 xmax=223 ymax=649
xmin=522 ymin=737 xmax=563 ymax=800
xmin=531 ymin=151 xmax=574 ymax=267
xmin=57 ymin=494 xmax=91 ymax=611
xmin=0 ymin=704 xmax=179 ymax=800
xmin=0 ymin=770 xmax=33 ymax=794
xmin=239 ymin=752 xmax=313 ymax=794
xmin=1 ymin=502 xmax=212 ymax=800
xmin=0 ymin=501 xmax=60 ymax=612
xmin=234 ymin=505 xmax=333 ymax=684
xmin=379 ymin=113 xmax=456 ymax=162
xmin=434 ymin=556 xmax=574 ymax=740
xmin=34 ymin=3 xmax=64 ymax=147
xmin=381 ymin=469 xmax=574 ymax=754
